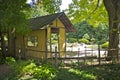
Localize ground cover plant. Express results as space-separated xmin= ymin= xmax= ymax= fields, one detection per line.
xmin=1 ymin=57 xmax=120 ymax=80
xmin=54 ymin=63 xmax=120 ymax=80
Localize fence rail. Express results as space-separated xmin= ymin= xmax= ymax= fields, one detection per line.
xmin=25 ymin=45 xmax=120 ymax=66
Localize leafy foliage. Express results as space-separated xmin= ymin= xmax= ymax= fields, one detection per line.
xmin=79 ymin=38 xmax=89 ymax=44
xmin=2 ymin=58 xmax=57 ymax=80
xmin=31 ymin=0 xmax=62 ymax=14
xmin=68 ymin=38 xmax=77 ymax=43
xmin=67 ymin=0 xmax=108 ymax=27
xmin=41 ymin=0 xmax=62 ymax=13
xmin=66 ymin=0 xmax=109 ymax=44
xmin=33 ymin=64 xmax=58 ymax=80
xmin=28 ymin=1 xmax=48 ymax=18
xmin=54 ymin=68 xmax=96 ymax=80
xmin=82 ymin=33 xmax=90 ymax=40
xmin=5 ymin=57 xmax=16 ymax=65
xmin=0 ymin=0 xmax=31 ymax=34
xmin=67 ymin=21 xmax=109 ymax=44
xmin=1 ymin=57 xmax=120 ymax=80
xmin=101 ymin=41 xmax=109 ymax=49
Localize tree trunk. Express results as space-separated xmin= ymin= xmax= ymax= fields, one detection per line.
xmin=103 ymin=0 xmax=120 ymax=61
xmin=8 ymin=28 xmax=15 ymax=57
xmin=0 ymin=32 xmax=6 ymax=58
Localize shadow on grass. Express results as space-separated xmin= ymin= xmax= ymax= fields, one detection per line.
xmin=53 ymin=63 xmax=120 ymax=80
xmin=1 ymin=58 xmax=120 ymax=80
xmin=53 ymin=68 xmax=96 ymax=80
xmin=77 ymin=63 xmax=120 ymax=80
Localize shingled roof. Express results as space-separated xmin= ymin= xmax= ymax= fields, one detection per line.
xmin=29 ymin=12 xmax=76 ymax=32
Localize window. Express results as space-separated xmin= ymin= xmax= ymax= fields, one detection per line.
xmin=27 ymin=36 xmax=38 ymax=47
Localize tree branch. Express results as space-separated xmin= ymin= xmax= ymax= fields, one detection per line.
xmin=91 ymin=0 xmax=100 ymax=13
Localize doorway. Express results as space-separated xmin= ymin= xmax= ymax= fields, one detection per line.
xmin=47 ymin=27 xmax=59 ymax=58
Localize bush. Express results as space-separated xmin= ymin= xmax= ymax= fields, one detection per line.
xmin=101 ymin=42 xmax=109 ymax=49
xmin=91 ymin=38 xmax=96 ymax=44
xmin=22 ymin=62 xmax=36 ymax=74
xmin=5 ymin=57 xmax=16 ymax=65
xmin=7 ymin=60 xmax=58 ymax=80
xmin=79 ymin=38 xmax=89 ymax=44
xmin=68 ymin=38 xmax=77 ymax=43
xmin=33 ymin=64 xmax=58 ymax=80
xmin=52 ymin=40 xmax=58 ymax=44
xmin=0 ymin=57 xmax=16 ymax=64
xmin=0 ymin=57 xmax=5 ymax=64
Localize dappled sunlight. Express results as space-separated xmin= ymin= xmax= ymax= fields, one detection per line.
xmin=1 ymin=57 xmax=120 ymax=80
xmin=68 ymin=68 xmax=96 ymax=79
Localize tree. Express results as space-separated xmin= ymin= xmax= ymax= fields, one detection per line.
xmin=103 ymin=0 xmax=120 ymax=61
xmin=67 ymin=0 xmax=120 ymax=61
xmin=29 ymin=4 xmax=48 ymax=18
xmin=28 ymin=0 xmax=62 ymax=18
xmin=67 ymin=21 xmax=94 ymax=42
xmin=94 ymin=23 xmax=109 ymax=44
xmin=28 ymin=0 xmax=49 ymax=18
xmin=67 ymin=21 xmax=108 ymax=44
xmin=41 ymin=0 xmax=62 ymax=13
xmin=67 ymin=0 xmax=108 ymax=26
xmin=0 ymin=0 xmax=31 ymax=58
xmin=33 ymin=0 xmax=62 ymax=14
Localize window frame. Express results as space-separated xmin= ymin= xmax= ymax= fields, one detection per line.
xmin=27 ymin=36 xmax=38 ymax=47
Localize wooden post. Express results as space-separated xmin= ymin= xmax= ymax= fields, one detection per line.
xmin=91 ymin=46 xmax=93 ymax=65
xmin=105 ymin=49 xmax=107 ymax=64
xmin=55 ymin=46 xmax=58 ymax=66
xmin=78 ymin=48 xmax=80 ymax=65
xmin=98 ymin=44 xmax=101 ymax=65
xmin=84 ymin=46 xmax=86 ymax=65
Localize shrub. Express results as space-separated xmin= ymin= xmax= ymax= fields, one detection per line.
xmin=52 ymin=40 xmax=58 ymax=44
xmin=22 ymin=62 xmax=36 ymax=75
xmin=91 ymin=38 xmax=96 ymax=44
xmin=101 ymin=42 xmax=109 ymax=49
xmin=0 ymin=57 xmax=5 ymax=64
xmin=79 ymin=38 xmax=89 ymax=44
xmin=33 ymin=64 xmax=58 ymax=80
xmin=68 ymin=38 xmax=77 ymax=43
xmin=0 ymin=57 xmax=16 ymax=64
xmin=8 ymin=60 xmax=58 ymax=80
xmin=83 ymin=33 xmax=90 ymax=40
xmin=5 ymin=57 xmax=16 ymax=65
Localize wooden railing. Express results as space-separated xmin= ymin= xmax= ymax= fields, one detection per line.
xmin=24 ymin=46 xmax=120 ymax=66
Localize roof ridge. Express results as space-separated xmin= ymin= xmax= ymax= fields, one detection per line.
xmin=31 ymin=12 xmax=64 ymax=20
xmin=29 ymin=12 xmax=76 ymax=32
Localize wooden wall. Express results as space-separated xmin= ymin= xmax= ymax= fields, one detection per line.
xmin=16 ymin=18 xmax=66 ymax=59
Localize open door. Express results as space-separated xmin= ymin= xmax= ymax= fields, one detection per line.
xmin=47 ymin=27 xmax=59 ymax=58
xmin=51 ymin=28 xmax=59 ymax=52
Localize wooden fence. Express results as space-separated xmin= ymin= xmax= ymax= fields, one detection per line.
xmin=48 ymin=46 xmax=120 ymax=66
xmin=25 ymin=45 xmax=120 ymax=66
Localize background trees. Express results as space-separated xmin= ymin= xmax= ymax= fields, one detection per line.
xmin=67 ymin=0 xmax=120 ymax=61
xmin=0 ymin=0 xmax=31 ymax=58
xmin=66 ymin=0 xmax=108 ymax=45
xmin=1 ymin=0 xmax=120 ymax=61
xmin=31 ymin=0 xmax=62 ymax=16
xmin=67 ymin=0 xmax=108 ymax=26
xmin=0 ymin=0 xmax=62 ymax=58
xmin=67 ymin=21 xmax=109 ymax=44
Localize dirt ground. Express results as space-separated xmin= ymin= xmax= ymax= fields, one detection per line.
xmin=0 ymin=64 xmax=11 ymax=77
